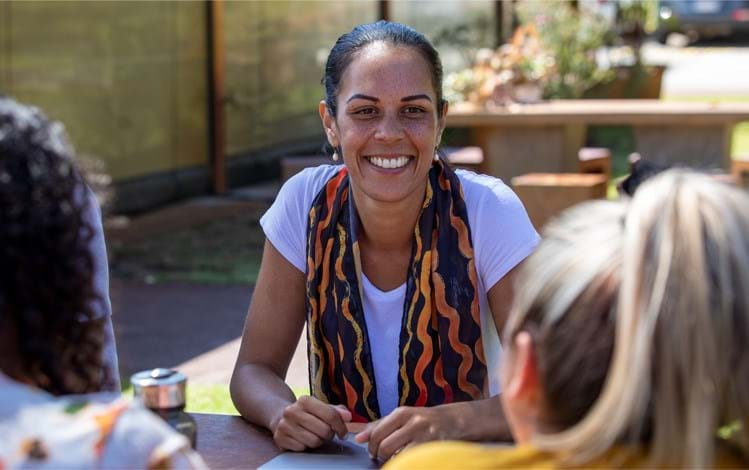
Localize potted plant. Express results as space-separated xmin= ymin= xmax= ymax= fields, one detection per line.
xmin=444 ymin=24 xmax=553 ymax=108
xmin=517 ymin=1 xmax=615 ymax=99
xmin=584 ymin=0 xmax=666 ymax=99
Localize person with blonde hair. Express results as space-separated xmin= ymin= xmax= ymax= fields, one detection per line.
xmin=388 ymin=169 xmax=749 ymax=468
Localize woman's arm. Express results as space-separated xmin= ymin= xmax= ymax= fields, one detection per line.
xmin=229 ymin=240 xmax=351 ymax=450
xmin=356 ymin=264 xmax=522 ymax=460
xmin=487 ymin=261 xmax=522 ymax=343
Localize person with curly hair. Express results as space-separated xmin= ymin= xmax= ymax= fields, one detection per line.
xmin=0 ymin=97 xmax=119 ymax=393
xmin=0 ymin=97 xmax=206 ymax=468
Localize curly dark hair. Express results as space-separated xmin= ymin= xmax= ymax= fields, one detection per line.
xmin=0 ymin=97 xmax=106 ymax=395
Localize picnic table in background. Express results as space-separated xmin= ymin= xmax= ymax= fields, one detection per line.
xmin=447 ymin=100 xmax=749 ymax=182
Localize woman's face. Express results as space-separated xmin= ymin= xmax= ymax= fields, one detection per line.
xmin=320 ymin=42 xmax=446 ymax=205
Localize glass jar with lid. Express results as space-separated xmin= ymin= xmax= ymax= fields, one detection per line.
xmin=131 ymin=368 xmax=197 ymax=448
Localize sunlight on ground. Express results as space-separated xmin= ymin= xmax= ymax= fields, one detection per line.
xmin=123 ymin=385 xmax=311 ymax=415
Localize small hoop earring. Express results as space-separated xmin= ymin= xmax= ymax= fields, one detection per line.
xmin=332 ymin=151 xmax=339 ymax=162
xmin=434 ymin=152 xmax=440 ymax=162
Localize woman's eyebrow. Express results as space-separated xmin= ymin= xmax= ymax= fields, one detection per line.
xmin=402 ymin=94 xmax=432 ymax=102
xmin=346 ymin=93 xmax=378 ymax=103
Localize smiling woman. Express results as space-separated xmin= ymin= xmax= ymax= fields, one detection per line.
xmin=230 ymin=21 xmax=540 ymax=462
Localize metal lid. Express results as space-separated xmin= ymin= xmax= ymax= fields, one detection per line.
xmin=131 ymin=368 xmax=187 ymax=409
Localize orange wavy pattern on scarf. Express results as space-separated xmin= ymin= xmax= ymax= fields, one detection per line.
xmin=305 ymin=163 xmax=486 ymax=421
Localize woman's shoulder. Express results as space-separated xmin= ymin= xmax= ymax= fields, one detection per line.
xmin=455 ymin=169 xmax=522 ymax=208
xmin=280 ymin=163 xmax=343 ymax=202
xmin=386 ymin=442 xmax=556 ymax=469
xmin=454 ymin=169 xmax=537 ymax=237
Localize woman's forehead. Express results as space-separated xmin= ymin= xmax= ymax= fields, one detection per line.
xmin=340 ymin=43 xmax=435 ymax=100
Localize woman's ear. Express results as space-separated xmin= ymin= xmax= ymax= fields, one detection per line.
xmin=505 ymin=331 xmax=543 ymax=422
xmin=319 ymin=101 xmax=338 ymax=148
xmin=436 ymin=99 xmax=449 ymax=146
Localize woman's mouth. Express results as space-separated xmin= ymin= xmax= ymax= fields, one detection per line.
xmin=364 ymin=155 xmax=413 ymax=170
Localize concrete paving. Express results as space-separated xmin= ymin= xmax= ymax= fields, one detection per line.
xmin=643 ymin=40 xmax=749 ymax=97
xmin=108 ymin=182 xmax=310 ymax=392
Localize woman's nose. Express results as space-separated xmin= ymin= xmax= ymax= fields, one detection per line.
xmin=374 ymin=114 xmax=404 ymax=143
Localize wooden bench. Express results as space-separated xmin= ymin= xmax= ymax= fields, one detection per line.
xmin=732 ymin=155 xmax=749 ymax=188
xmin=448 ymin=100 xmax=749 ymax=183
xmin=511 ymin=173 xmax=608 ymax=230
xmin=578 ymin=147 xmax=612 ymax=182
xmin=442 ymin=146 xmax=485 ymax=172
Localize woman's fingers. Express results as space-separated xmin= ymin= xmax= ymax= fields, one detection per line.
xmin=298 ymin=396 xmax=351 ymax=438
xmin=364 ymin=408 xmax=411 ymax=459
xmin=354 ymin=424 xmax=372 ymax=444
xmin=334 ymin=404 xmax=353 ymax=427
xmin=274 ymin=434 xmax=306 ymax=452
xmin=296 ymin=410 xmax=337 ymax=441
xmin=273 ymin=396 xmax=354 ymax=450
xmin=290 ymin=425 xmax=326 ymax=448
xmin=360 ymin=406 xmax=445 ymax=460
xmin=373 ymin=426 xmax=414 ymax=461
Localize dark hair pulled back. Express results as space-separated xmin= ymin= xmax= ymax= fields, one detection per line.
xmin=322 ymin=20 xmax=446 ymax=121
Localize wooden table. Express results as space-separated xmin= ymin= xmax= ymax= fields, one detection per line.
xmin=195 ymin=413 xmax=280 ymax=469
xmin=447 ymin=100 xmax=749 ymax=182
xmin=194 ymin=413 xmax=370 ymax=469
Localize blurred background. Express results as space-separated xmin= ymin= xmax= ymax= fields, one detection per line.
xmin=2 ymin=0 xmax=748 ymax=414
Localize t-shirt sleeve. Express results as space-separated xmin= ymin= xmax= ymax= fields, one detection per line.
xmin=471 ymin=176 xmax=541 ymax=291
xmin=83 ymin=187 xmax=120 ymax=392
xmin=259 ymin=166 xmax=338 ymax=273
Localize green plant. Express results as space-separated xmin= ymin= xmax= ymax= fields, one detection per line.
xmin=518 ymin=1 xmax=615 ymax=99
xmin=431 ymin=16 xmax=496 ymax=67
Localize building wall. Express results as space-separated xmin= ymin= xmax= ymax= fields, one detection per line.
xmin=0 ymin=1 xmax=208 ymax=182
xmin=223 ymin=1 xmax=376 ymax=159
xmin=391 ymin=0 xmax=497 ymax=73
xmin=0 ymin=1 xmax=494 ymax=210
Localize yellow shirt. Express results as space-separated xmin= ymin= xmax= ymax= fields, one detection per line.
xmin=385 ymin=441 xmax=746 ymax=469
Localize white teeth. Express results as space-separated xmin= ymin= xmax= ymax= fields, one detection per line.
xmin=368 ymin=156 xmax=410 ymax=169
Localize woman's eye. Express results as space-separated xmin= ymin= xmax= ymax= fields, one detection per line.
xmin=353 ymin=107 xmax=377 ymax=116
xmin=403 ymin=106 xmax=425 ymax=115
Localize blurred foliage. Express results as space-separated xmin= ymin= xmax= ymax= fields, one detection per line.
xmin=444 ymin=25 xmax=553 ymax=107
xmin=517 ymin=1 xmax=615 ymax=99
xmin=431 ymin=15 xmax=496 ymax=66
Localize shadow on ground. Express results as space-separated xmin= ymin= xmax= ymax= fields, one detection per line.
xmin=106 ymin=197 xmax=270 ymax=385
xmin=111 ymin=278 xmax=253 ymax=381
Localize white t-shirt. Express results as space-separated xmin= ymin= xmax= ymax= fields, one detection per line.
xmin=260 ymin=165 xmax=540 ymax=416
xmin=84 ymin=188 xmax=119 ymax=392
xmin=0 ymin=372 xmax=206 ymax=469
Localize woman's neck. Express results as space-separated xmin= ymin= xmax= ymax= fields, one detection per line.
xmin=351 ymin=181 xmax=426 ymax=253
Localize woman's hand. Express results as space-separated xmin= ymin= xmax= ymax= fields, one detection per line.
xmin=354 ymin=406 xmax=457 ymax=461
xmin=271 ymin=396 xmax=353 ymax=451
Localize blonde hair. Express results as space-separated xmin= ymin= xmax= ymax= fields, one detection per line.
xmin=507 ymin=170 xmax=749 ymax=467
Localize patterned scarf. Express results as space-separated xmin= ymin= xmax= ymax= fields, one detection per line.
xmin=305 ymin=160 xmax=487 ymax=422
